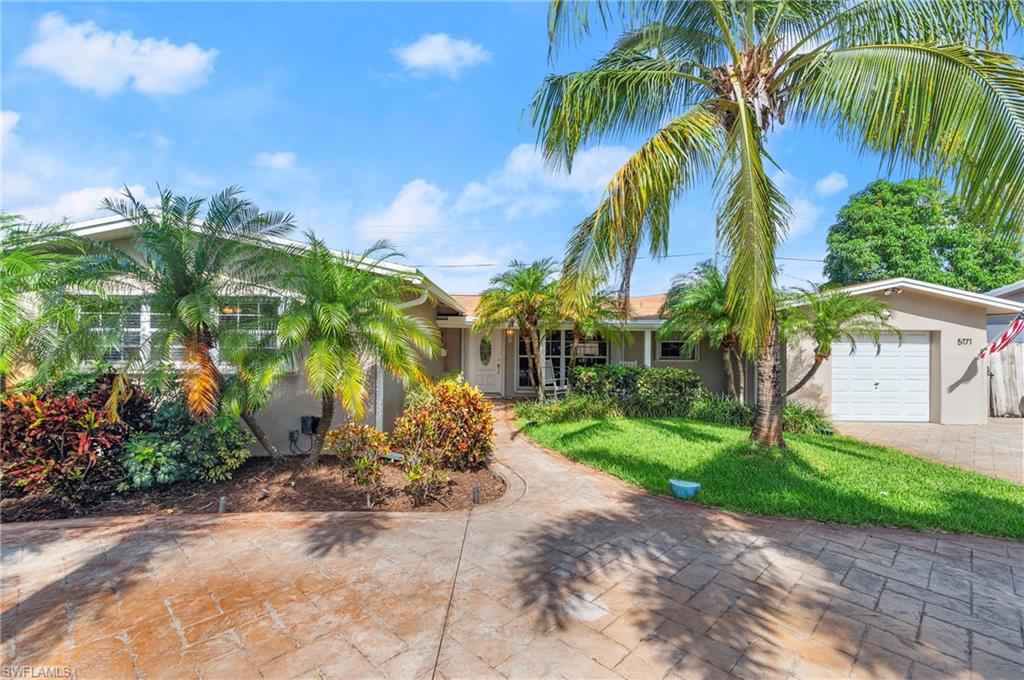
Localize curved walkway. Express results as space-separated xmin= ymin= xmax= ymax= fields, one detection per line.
xmin=2 ymin=406 xmax=1022 ymax=679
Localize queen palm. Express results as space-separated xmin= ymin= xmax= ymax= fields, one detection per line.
xmin=85 ymin=186 xmax=296 ymax=456
xmin=473 ymin=259 xmax=559 ymax=401
xmin=779 ymin=285 xmax=900 ymax=397
xmin=276 ymin=235 xmax=439 ymax=464
xmin=660 ymin=262 xmax=743 ymax=400
xmin=532 ymin=0 xmax=1024 ymax=445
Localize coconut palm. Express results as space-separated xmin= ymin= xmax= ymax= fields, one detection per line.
xmin=0 ymin=214 xmax=108 ymax=391
xmin=779 ymin=286 xmax=901 ymax=397
xmin=473 ymin=259 xmax=559 ymax=401
xmin=532 ymin=0 xmax=1024 ymax=445
xmin=660 ymin=262 xmax=744 ymax=399
xmin=276 ymin=235 xmax=439 ymax=464
xmin=83 ymin=185 xmax=296 ymax=455
xmin=558 ymin=275 xmax=628 ymax=376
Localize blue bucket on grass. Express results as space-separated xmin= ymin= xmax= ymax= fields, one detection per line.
xmin=669 ymin=479 xmax=700 ymax=499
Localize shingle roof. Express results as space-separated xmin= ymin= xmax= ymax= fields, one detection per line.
xmin=450 ymin=293 xmax=667 ymax=320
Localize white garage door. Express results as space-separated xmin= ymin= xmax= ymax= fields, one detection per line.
xmin=831 ymin=333 xmax=930 ymax=422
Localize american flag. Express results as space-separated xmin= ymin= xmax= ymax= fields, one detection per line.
xmin=979 ymin=310 xmax=1024 ymax=359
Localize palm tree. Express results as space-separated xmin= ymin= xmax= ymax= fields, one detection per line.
xmin=558 ymin=275 xmax=628 ymax=376
xmin=779 ymin=286 xmax=901 ymax=397
xmin=473 ymin=259 xmax=559 ymax=402
xmin=84 ymin=185 xmax=296 ymax=455
xmin=0 ymin=214 xmax=107 ymax=391
xmin=218 ymin=333 xmax=291 ymax=459
xmin=532 ymin=1 xmax=1024 ymax=445
xmin=659 ymin=262 xmax=743 ymax=400
xmin=276 ymin=235 xmax=439 ymax=464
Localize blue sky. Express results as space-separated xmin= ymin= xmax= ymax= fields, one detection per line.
xmin=3 ymin=3 xmax=1010 ymax=295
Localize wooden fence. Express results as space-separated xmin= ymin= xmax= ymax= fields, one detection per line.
xmin=988 ymin=344 xmax=1024 ymax=417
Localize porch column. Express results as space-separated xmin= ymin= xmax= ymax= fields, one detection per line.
xmin=539 ymin=332 xmax=546 ymax=387
xmin=643 ymin=330 xmax=653 ymax=366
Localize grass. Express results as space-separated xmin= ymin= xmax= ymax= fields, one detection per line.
xmin=519 ymin=417 xmax=1024 ymax=539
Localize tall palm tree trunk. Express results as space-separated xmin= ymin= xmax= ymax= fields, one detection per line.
xmin=721 ymin=347 xmax=737 ymax=400
xmin=751 ymin=317 xmax=784 ymax=447
xmin=734 ymin=351 xmax=746 ymax=403
xmin=527 ymin=326 xmax=545 ymax=403
xmin=308 ymin=393 xmax=334 ymax=465
xmin=240 ymin=411 xmax=283 ymax=459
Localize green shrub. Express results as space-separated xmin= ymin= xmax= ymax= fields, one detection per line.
xmin=689 ymin=393 xmax=755 ymax=426
xmin=391 ymin=380 xmax=494 ymax=470
xmin=782 ymin=402 xmax=833 ymax=435
xmin=146 ymin=396 xmax=252 ymax=483
xmin=516 ymin=395 xmax=623 ymax=424
xmin=120 ymin=434 xmax=186 ymax=490
xmin=572 ymin=365 xmax=704 ymax=417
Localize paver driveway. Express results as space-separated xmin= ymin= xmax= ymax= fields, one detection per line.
xmin=835 ymin=419 xmax=1023 ymax=484
xmin=3 ymin=406 xmax=1023 ymax=679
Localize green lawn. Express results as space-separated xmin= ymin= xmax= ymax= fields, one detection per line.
xmin=520 ymin=417 xmax=1024 ymax=539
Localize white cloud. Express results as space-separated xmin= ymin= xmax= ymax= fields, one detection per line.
xmin=814 ymin=171 xmax=848 ymax=196
xmin=454 ymin=143 xmax=630 ymax=218
xmin=393 ymin=33 xmax=490 ymax=78
xmin=356 ymin=179 xmax=449 ymax=239
xmin=789 ymin=198 xmax=824 ymax=237
xmin=253 ymin=151 xmax=297 ymax=171
xmin=1 ymin=110 xmax=19 ymax=144
xmin=21 ymin=13 xmax=216 ymax=96
xmin=17 ymin=185 xmax=150 ymax=223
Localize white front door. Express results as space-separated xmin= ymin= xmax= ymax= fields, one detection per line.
xmin=831 ymin=332 xmax=930 ymax=422
xmin=466 ymin=329 xmax=504 ymax=395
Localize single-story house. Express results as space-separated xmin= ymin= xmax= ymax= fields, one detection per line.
xmin=64 ymin=218 xmax=1024 ymax=452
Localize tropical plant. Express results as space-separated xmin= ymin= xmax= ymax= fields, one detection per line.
xmin=531 ymin=0 xmax=1024 ymax=445
xmin=275 ymin=234 xmax=439 ymax=464
xmin=390 ymin=380 xmax=495 ymax=470
xmin=825 ymin=178 xmax=1024 ymax=292
xmin=472 ymin=259 xmax=559 ymax=401
xmin=515 ymin=393 xmax=623 ymax=424
xmin=218 ymin=334 xmax=291 ymax=458
xmin=779 ymin=286 xmax=901 ymax=397
xmin=557 ymin=274 xmax=628 ymax=375
xmin=147 ymin=395 xmax=252 ymax=482
xmin=659 ymin=262 xmax=743 ymax=400
xmin=0 ymin=214 xmax=106 ymax=391
xmin=0 ymin=391 xmax=124 ymax=501
xmin=80 ymin=185 xmax=296 ymax=453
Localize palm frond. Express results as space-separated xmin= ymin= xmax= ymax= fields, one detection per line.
xmin=788 ymin=42 xmax=1024 ymax=231
xmin=718 ymin=101 xmax=791 ymax=354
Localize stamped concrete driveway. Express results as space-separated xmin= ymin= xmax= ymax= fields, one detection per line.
xmin=836 ymin=419 xmax=1023 ymax=484
xmin=3 ymin=407 xmax=1023 ymax=680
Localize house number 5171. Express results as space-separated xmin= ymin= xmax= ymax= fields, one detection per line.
xmin=957 ymin=338 xmax=972 ymax=346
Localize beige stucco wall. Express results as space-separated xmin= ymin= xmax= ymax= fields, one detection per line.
xmin=787 ymin=290 xmax=990 ymax=424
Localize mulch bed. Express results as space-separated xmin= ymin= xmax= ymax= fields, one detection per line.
xmin=0 ymin=457 xmax=506 ymax=523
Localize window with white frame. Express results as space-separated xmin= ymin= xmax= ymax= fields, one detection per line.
xmin=85 ymin=296 xmax=282 ymax=366
xmin=218 ymin=298 xmax=280 ymax=348
xmin=517 ymin=329 xmax=608 ymax=389
xmin=657 ymin=334 xmax=697 ymax=361
xmin=84 ymin=298 xmax=143 ymax=362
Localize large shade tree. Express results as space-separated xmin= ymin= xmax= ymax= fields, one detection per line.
xmin=473 ymin=259 xmax=559 ymax=401
xmin=84 ymin=186 xmax=296 ymax=456
xmin=824 ymin=178 xmax=1024 ymax=292
xmin=276 ymin=235 xmax=439 ymax=464
xmin=532 ymin=0 xmax=1024 ymax=445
